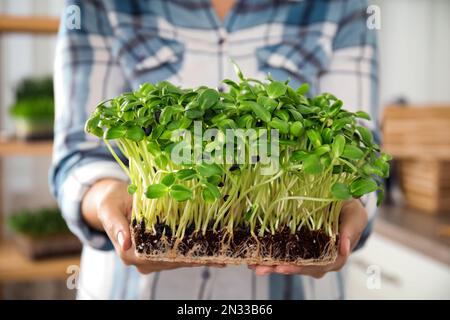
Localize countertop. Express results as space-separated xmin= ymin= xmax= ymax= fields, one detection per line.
xmin=375 ymin=204 xmax=450 ymax=266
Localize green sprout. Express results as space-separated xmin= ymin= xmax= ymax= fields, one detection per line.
xmin=85 ymin=65 xmax=391 ymax=242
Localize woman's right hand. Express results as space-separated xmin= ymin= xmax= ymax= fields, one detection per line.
xmin=81 ymin=178 xmax=222 ymax=274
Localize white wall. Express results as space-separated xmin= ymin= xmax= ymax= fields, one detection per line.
xmin=374 ymin=0 xmax=450 ymax=106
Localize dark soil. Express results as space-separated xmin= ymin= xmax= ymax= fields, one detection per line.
xmin=132 ymin=219 xmax=336 ymax=262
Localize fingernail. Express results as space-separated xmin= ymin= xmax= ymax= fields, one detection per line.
xmin=117 ymin=231 xmax=125 ymax=249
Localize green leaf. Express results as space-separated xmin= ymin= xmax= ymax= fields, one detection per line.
xmin=298 ymin=105 xmax=315 ymax=114
xmin=207 ymin=175 xmax=222 ymax=185
xmin=237 ymin=114 xmax=255 ymax=129
xmin=274 ymin=109 xmax=290 ymax=122
xmin=147 ymin=141 xmax=161 ymax=156
xmin=350 ymin=178 xmax=378 ymax=197
xmin=218 ymin=119 xmax=237 ymax=129
xmin=257 ymin=96 xmax=278 ymax=113
xmin=155 ymin=153 xmax=168 ymax=168
xmin=89 ymin=126 xmax=104 ymax=138
xmin=161 ymin=173 xmax=176 ymax=187
xmin=373 ymin=159 xmax=390 ymax=178
xmin=104 ymin=126 xmax=126 ymax=140
xmin=381 ymin=152 xmax=393 ymax=162
xmin=287 ymin=108 xmax=303 ymax=121
xmin=197 ymin=163 xmax=222 ymax=177
xmin=290 ymin=150 xmax=309 ymax=162
xmin=303 ymin=154 xmax=324 ymax=175
xmin=185 ymin=108 xmax=204 ymax=119
xmin=362 ymin=163 xmax=384 ymax=177
xmin=176 ymin=169 xmax=197 ymax=181
xmin=267 ymin=81 xmax=287 ymax=99
xmin=159 ymin=129 xmax=173 ymax=140
xmin=232 ymin=61 xmax=245 ymax=80
xmin=314 ymin=144 xmax=330 ymax=156
xmin=125 ymin=126 xmax=145 ymax=142
xmin=127 ymin=184 xmax=137 ymax=195
xmin=145 ymin=184 xmax=168 ymax=199
xmin=222 ymin=79 xmax=240 ymax=90
xmin=202 ymin=188 xmax=216 ymax=203
xmin=355 ymin=111 xmax=371 ymax=120
xmin=376 ymin=189 xmax=385 ymax=206
xmin=331 ymin=182 xmax=352 ymax=200
xmin=269 ymin=117 xmax=289 ymax=134
xmin=328 ymin=100 xmax=343 ymax=116
xmin=149 ymin=125 xmax=165 ymax=140
xmin=342 ymin=145 xmax=364 ymax=160
xmin=321 ymin=128 xmax=332 ymax=144
xmin=198 ymin=88 xmax=219 ymax=110
xmin=296 ymin=83 xmax=309 ymax=95
xmin=357 ymin=126 xmax=373 ymax=146
xmin=159 ymin=107 xmax=173 ymax=125
xmin=170 ymin=184 xmax=193 ymax=201
xmin=179 ymin=117 xmax=193 ymax=129
xmin=85 ymin=115 xmax=101 ymax=135
xmin=306 ymin=129 xmax=322 ymax=148
xmin=205 ymin=182 xmax=221 ymax=199
xmin=331 ymin=135 xmax=346 ymax=159
xmin=332 ymin=118 xmax=351 ymax=131
xmin=245 ymin=101 xmax=271 ymax=123
xmin=290 ymin=121 xmax=304 ymax=137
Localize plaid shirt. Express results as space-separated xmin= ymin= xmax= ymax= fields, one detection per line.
xmin=50 ymin=0 xmax=378 ymax=300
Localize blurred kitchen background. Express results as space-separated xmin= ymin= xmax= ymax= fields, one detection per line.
xmin=0 ymin=0 xmax=449 ymax=299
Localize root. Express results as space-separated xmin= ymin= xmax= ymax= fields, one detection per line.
xmin=131 ymin=226 xmax=338 ymax=266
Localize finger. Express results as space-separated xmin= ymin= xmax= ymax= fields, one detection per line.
xmin=98 ymin=203 xmax=132 ymax=252
xmin=254 ymin=266 xmax=275 ymax=276
xmin=274 ymin=265 xmax=302 ymax=274
xmin=339 ymin=200 xmax=368 ymax=257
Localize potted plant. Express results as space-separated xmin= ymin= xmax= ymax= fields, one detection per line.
xmin=9 ymin=77 xmax=54 ymax=140
xmin=7 ymin=208 xmax=81 ymax=260
xmin=85 ymin=65 xmax=390 ymax=266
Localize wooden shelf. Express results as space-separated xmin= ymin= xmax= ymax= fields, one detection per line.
xmin=0 ymin=15 xmax=59 ymax=34
xmin=0 ymin=139 xmax=53 ymax=156
xmin=0 ymin=240 xmax=80 ymax=282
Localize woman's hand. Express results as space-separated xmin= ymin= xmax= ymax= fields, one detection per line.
xmin=248 ymin=199 xmax=368 ymax=278
xmin=81 ymin=178 xmax=223 ymax=274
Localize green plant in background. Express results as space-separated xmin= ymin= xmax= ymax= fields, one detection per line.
xmin=7 ymin=208 xmax=70 ymax=237
xmin=85 ymin=64 xmax=391 ymax=241
xmin=9 ymin=76 xmax=54 ymax=140
xmin=9 ymin=76 xmax=54 ymax=121
xmin=15 ymin=77 xmax=53 ymax=101
xmin=9 ymin=97 xmax=54 ymax=120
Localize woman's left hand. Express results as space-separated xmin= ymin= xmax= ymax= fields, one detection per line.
xmin=248 ymin=199 xmax=368 ymax=279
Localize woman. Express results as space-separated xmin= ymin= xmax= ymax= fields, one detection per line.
xmin=50 ymin=0 xmax=378 ymax=299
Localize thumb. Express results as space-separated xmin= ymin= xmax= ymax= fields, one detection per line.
xmin=98 ymin=202 xmax=132 ymax=252
xmin=338 ymin=200 xmax=368 ymax=257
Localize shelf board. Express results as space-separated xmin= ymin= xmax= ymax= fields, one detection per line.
xmin=0 ymin=15 xmax=59 ymax=34
xmin=0 ymin=240 xmax=80 ymax=282
xmin=0 ymin=139 xmax=53 ymax=156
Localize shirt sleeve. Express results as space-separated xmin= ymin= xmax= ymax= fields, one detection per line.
xmin=49 ymin=0 xmax=130 ymax=251
xmin=318 ymin=0 xmax=379 ymax=250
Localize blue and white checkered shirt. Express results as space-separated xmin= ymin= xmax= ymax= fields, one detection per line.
xmin=50 ymin=0 xmax=378 ymax=300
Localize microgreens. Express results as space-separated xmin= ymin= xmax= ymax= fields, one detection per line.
xmin=85 ymin=64 xmax=391 ymax=239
